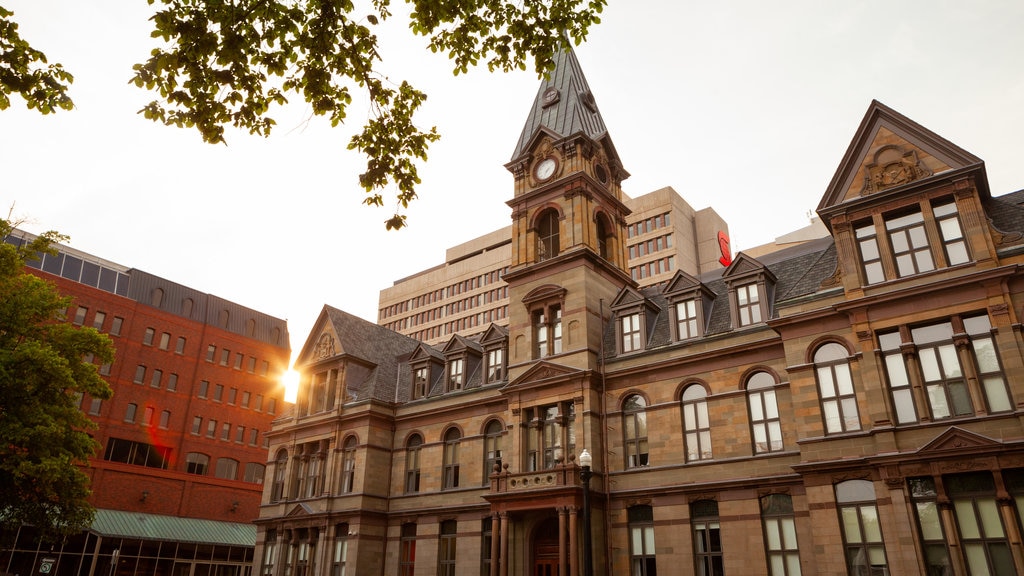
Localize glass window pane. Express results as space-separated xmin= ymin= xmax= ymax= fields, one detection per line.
xmin=939 ymin=217 xmax=963 ymax=240
xmin=697 ymin=402 xmax=709 ymax=428
xmin=962 ymin=544 xmax=989 ymax=576
xmin=817 ymin=367 xmax=836 ymax=398
xmin=842 ymin=398 xmax=861 ymax=430
xmin=764 ymin=390 xmax=778 ymax=418
xmin=781 ymin=518 xmax=797 ymax=549
xmin=765 ymin=519 xmax=781 ymax=550
xmin=885 ymin=355 xmax=909 ymax=387
xmin=909 ymin=226 xmax=929 ymax=248
xmin=938 ymin=345 xmax=962 ymax=378
xmin=861 ymin=506 xmax=882 ymax=542
xmin=977 ymin=499 xmax=1004 ymax=538
xmin=865 ymin=261 xmax=885 ymax=284
xmin=841 ymin=507 xmax=862 ymax=543
xmin=835 ymin=365 xmax=854 ymax=395
xmin=919 ymin=349 xmax=941 ymax=381
xmin=927 ymin=385 xmax=951 ymax=419
xmin=983 ymin=377 xmax=1012 ymax=412
xmin=785 ymin=554 xmax=802 ymax=576
xmin=946 ymin=242 xmax=969 ymax=265
xmin=890 ymin=231 xmax=909 ymax=252
xmin=893 ymin=389 xmax=917 ymax=423
xmin=973 ymin=338 xmax=1000 ymax=373
xmin=859 ymin=239 xmax=879 ymax=260
xmin=954 ymin=500 xmax=980 ymax=538
xmin=916 ymin=502 xmax=943 ymax=540
xmin=643 ymin=526 xmax=655 ymax=554
xmin=768 ymin=556 xmax=785 ymax=576
xmin=749 ymin=395 xmax=764 ymax=420
xmin=823 ymin=401 xmax=841 ymax=433
xmin=867 ymin=545 xmax=887 ymax=566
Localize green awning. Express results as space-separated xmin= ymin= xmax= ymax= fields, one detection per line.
xmin=91 ymin=509 xmax=256 ymax=547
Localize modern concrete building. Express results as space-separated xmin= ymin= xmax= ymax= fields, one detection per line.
xmin=256 ymin=43 xmax=1024 ymax=576
xmin=0 ymin=233 xmax=291 ymax=576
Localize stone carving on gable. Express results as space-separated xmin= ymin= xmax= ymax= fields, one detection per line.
xmin=861 ymin=146 xmax=933 ymax=194
xmin=316 ymin=333 xmax=336 ymax=359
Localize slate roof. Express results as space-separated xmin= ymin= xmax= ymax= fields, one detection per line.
xmin=323 ymin=305 xmax=420 ymax=403
xmin=510 ymin=42 xmax=610 ymax=161
xmin=604 ymin=236 xmax=840 ymax=358
xmin=986 ymin=189 xmax=1024 ymax=239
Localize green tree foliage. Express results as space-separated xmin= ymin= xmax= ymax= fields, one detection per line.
xmin=1 ymin=1 xmax=607 ymax=230
xmin=0 ymin=219 xmax=114 ymax=539
xmin=0 ymin=7 xmax=74 ymax=114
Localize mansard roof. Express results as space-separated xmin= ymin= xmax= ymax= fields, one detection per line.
xmin=603 ymin=236 xmax=839 ymax=356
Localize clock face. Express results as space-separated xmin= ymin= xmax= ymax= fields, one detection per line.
xmin=535 ymin=158 xmax=557 ymax=181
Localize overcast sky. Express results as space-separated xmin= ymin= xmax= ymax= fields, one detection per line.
xmin=3 ymin=1 xmax=1023 ymax=366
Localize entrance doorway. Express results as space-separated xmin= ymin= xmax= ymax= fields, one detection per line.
xmin=532 ymin=518 xmax=560 ymax=576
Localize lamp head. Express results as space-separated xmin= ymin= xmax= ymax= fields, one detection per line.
xmin=579 ymin=448 xmax=592 ymax=468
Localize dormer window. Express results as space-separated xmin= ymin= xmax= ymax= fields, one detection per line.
xmin=447 ymin=358 xmax=464 ymax=392
xmin=736 ymin=282 xmax=762 ymax=326
xmin=620 ymin=312 xmax=642 ymax=353
xmin=675 ymin=300 xmax=699 ymax=340
xmin=412 ymin=366 xmax=429 ymax=400
xmin=486 ymin=347 xmax=505 ymax=383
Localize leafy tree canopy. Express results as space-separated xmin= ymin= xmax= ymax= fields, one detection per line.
xmin=0 ymin=1 xmax=607 ymax=229
xmin=0 ymin=219 xmax=114 ymax=540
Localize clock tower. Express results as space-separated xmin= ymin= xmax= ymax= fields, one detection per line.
xmin=502 ymin=42 xmax=633 ymax=381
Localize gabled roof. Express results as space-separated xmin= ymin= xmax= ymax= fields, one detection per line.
xmin=818 ymin=100 xmax=988 ymax=218
xmin=509 ymin=42 xmax=620 ymax=166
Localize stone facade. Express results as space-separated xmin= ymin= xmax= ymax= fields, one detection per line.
xmin=256 ymin=46 xmax=1024 ymax=576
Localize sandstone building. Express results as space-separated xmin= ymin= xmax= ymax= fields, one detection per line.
xmin=256 ymin=43 xmax=1024 ymax=576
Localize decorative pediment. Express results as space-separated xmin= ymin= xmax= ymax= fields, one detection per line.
xmin=409 ymin=343 xmax=443 ymax=363
xmin=522 ymin=284 xmax=567 ymax=306
xmin=663 ymin=270 xmax=702 ymax=295
xmin=504 ymin=361 xmax=582 ymax=390
xmin=441 ymin=334 xmax=482 ymax=356
xmin=818 ymin=100 xmax=987 ymax=215
xmin=917 ymin=426 xmax=1001 ymax=455
xmin=296 ymin=307 xmax=343 ymax=366
xmin=285 ymin=503 xmax=316 ymax=518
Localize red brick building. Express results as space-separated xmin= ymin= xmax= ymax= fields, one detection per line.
xmin=1 ymin=234 xmax=290 ymax=576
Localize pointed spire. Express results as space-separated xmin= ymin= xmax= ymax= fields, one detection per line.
xmin=510 ymin=42 xmax=610 ymax=161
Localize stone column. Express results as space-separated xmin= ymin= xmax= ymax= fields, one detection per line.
xmin=569 ymin=507 xmax=579 ymax=576
xmin=490 ymin=514 xmax=500 ymax=576
xmin=500 ymin=512 xmax=510 ymax=576
xmin=558 ymin=507 xmax=568 ymax=576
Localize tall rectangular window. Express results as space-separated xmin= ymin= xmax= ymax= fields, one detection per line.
xmin=760 ymin=495 xmax=801 ymax=576
xmin=934 ymin=201 xmax=969 ymax=265
xmin=92 ymin=311 xmax=106 ymax=330
xmin=73 ymin=306 xmax=88 ymax=326
xmin=110 ymin=316 xmax=124 ymax=336
xmin=332 ymin=525 xmax=348 ymax=576
xmin=262 ymin=531 xmax=278 ymax=576
xmin=438 ymin=520 xmax=457 ymax=576
xmin=150 ymin=369 xmax=162 ymax=388
xmin=175 ymin=336 xmax=186 ymax=354
xmin=947 ymin=472 xmax=1015 ymax=574
xmin=143 ymin=327 xmax=155 ymax=345
xmin=629 ymin=506 xmax=657 ymax=576
xmin=692 ymin=501 xmax=723 ymax=576
xmin=412 ymin=366 xmax=428 ymax=399
xmin=836 ymin=480 xmax=887 ymax=576
xmin=158 ymin=332 xmax=170 ymax=350
xmin=191 ymin=416 xmax=202 ymax=435
xmin=854 ymin=222 xmax=884 ymax=285
xmin=908 ymin=477 xmax=953 ymax=575
xmin=399 ymin=524 xmax=416 ymax=576
xmin=133 ymin=365 xmax=146 ymax=384
xmin=167 ymin=373 xmax=178 ymax=392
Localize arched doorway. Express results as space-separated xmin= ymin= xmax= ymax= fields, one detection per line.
xmin=532 ymin=517 xmax=560 ymax=576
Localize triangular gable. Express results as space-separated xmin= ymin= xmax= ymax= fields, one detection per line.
xmin=917 ymin=426 xmax=1001 ymax=455
xmin=663 ymin=270 xmax=702 ymax=295
xmin=819 ymin=100 xmax=986 ymax=213
xmin=721 ymin=252 xmax=776 ymax=283
xmin=480 ymin=324 xmax=509 ymax=346
xmin=295 ymin=306 xmax=342 ymax=366
xmin=441 ymin=334 xmax=482 ymax=356
xmin=504 ymin=361 xmax=582 ymax=390
xmin=610 ymin=286 xmax=645 ymax=309
xmin=409 ymin=343 xmax=443 ymax=363
xmin=522 ymin=284 xmax=567 ymax=306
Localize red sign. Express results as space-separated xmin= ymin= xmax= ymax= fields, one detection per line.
xmin=718 ymin=231 xmax=732 ymax=267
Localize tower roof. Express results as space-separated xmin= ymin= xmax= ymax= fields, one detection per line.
xmin=510 ymin=42 xmax=611 ymax=161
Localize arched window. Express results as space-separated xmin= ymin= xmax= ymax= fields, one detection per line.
xmin=151 ymin=287 xmax=164 ymax=307
xmin=405 ymin=435 xmax=422 ymax=493
xmin=835 ymin=480 xmax=887 ymax=575
xmin=622 ymin=395 xmax=649 ymax=468
xmin=271 ymin=449 xmax=288 ymax=502
xmin=340 ymin=436 xmax=357 ymax=493
xmin=244 ymin=463 xmax=266 ymax=484
xmin=215 ymin=457 xmax=239 ymax=480
xmin=483 ymin=420 xmax=503 ymax=481
xmin=628 ymin=505 xmax=657 ymax=576
xmin=536 ymin=209 xmax=560 ymax=261
xmin=185 ymin=452 xmax=210 ymax=475
xmin=814 ymin=343 xmax=861 ymax=434
xmin=181 ymin=297 xmax=194 ymax=318
xmin=442 ymin=428 xmax=461 ymax=490
xmin=682 ymin=385 xmax=711 ymax=462
xmin=747 ymin=371 xmax=782 ymax=454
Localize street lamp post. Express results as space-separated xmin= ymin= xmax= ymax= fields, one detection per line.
xmin=579 ymin=448 xmax=594 ymax=576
